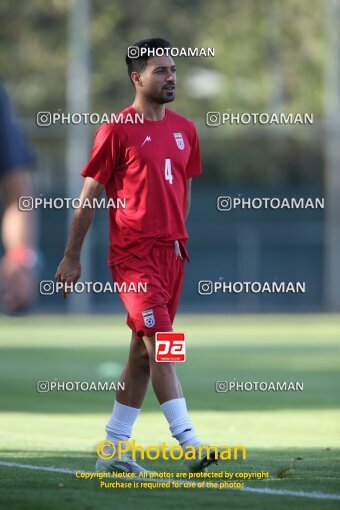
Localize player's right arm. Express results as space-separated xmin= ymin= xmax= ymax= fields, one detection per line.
xmin=55 ymin=176 xmax=104 ymax=295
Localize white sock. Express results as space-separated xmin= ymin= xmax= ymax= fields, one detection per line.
xmin=160 ymin=398 xmax=202 ymax=448
xmin=105 ymin=401 xmax=140 ymax=445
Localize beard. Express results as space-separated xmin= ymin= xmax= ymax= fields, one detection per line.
xmin=150 ymin=88 xmax=176 ymax=104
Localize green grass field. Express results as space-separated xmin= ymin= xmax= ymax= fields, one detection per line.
xmin=0 ymin=314 xmax=339 ymax=510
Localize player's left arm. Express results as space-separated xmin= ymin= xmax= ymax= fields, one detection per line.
xmin=185 ymin=178 xmax=192 ymax=220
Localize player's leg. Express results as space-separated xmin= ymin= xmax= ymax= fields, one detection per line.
xmin=143 ymin=335 xmax=217 ymax=471
xmin=142 ymin=334 xmax=203 ymax=450
xmin=96 ymin=333 xmax=152 ymax=473
xmin=105 ymin=332 xmax=150 ymax=443
xmin=102 ymin=265 xmax=151 ymax=444
xmin=115 ymin=332 xmax=150 ymax=408
xmin=142 ymin=335 xmax=182 ymax=402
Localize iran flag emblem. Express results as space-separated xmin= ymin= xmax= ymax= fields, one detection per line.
xmin=174 ymin=132 xmax=185 ymax=150
xmin=142 ymin=309 xmax=155 ymax=328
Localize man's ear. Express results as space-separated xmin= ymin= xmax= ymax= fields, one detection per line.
xmin=131 ymin=71 xmax=142 ymax=88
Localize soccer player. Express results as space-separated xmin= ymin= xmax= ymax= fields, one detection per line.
xmin=56 ymin=38 xmax=216 ymax=473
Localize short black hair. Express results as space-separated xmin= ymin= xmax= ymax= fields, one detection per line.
xmin=125 ymin=38 xmax=173 ymax=82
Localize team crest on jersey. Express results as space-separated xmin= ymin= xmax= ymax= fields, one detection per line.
xmin=142 ymin=309 xmax=155 ymax=328
xmin=174 ymin=132 xmax=185 ymax=150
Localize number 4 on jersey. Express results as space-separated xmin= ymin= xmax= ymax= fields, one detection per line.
xmin=165 ymin=158 xmax=173 ymax=184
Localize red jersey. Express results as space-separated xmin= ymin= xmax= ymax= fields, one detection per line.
xmin=81 ymin=105 xmax=202 ymax=266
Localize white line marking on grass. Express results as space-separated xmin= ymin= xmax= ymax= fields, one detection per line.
xmin=1 ymin=461 xmax=340 ymax=501
xmin=242 ymin=487 xmax=340 ymax=500
xmin=0 ymin=461 xmax=76 ymax=475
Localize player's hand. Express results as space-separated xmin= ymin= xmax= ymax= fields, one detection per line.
xmin=55 ymin=255 xmax=81 ymax=298
xmin=0 ymin=257 xmax=36 ymax=313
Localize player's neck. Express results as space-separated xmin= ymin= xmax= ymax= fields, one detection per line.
xmin=131 ymin=99 xmax=166 ymax=121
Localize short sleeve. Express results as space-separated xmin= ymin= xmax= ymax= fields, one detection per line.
xmin=185 ymin=124 xmax=202 ymax=179
xmin=81 ymin=123 xmax=120 ymax=185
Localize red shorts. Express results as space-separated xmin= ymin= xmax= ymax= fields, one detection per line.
xmin=110 ymin=241 xmax=187 ymax=339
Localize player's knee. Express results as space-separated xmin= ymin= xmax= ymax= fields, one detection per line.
xmin=151 ymin=359 xmax=176 ymax=374
xmin=129 ymin=342 xmax=149 ymax=371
